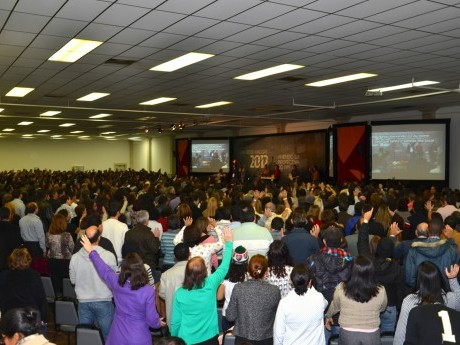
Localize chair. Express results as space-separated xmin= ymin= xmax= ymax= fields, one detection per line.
xmin=55 ymin=300 xmax=79 ymax=345
xmin=222 ymin=330 xmax=236 ymax=345
xmin=381 ymin=332 xmax=395 ymax=345
xmin=41 ymin=276 xmax=55 ymax=303
xmin=63 ymin=278 xmax=77 ymax=299
xmin=217 ymin=307 xmax=223 ymax=333
xmin=327 ymin=333 xmax=339 ymax=345
xmin=76 ymin=324 xmax=104 ymax=345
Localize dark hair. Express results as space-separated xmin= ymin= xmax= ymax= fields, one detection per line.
xmin=0 ymin=206 xmax=11 ymax=220
xmin=49 ymin=214 xmax=67 ymax=235
xmin=156 ymin=336 xmax=186 ymax=345
xmin=291 ymin=264 xmax=312 ymax=296
xmin=291 ymin=208 xmax=307 ymax=228
xmin=415 ymin=261 xmax=446 ymax=305
xmin=215 ymin=206 xmax=231 ymax=221
xmin=107 ymin=201 xmax=121 ymax=217
xmin=445 ymin=214 xmax=459 ymax=229
xmin=26 ymin=202 xmax=38 ymax=215
xmin=323 ymin=226 xmax=342 ymax=248
xmin=231 ymin=205 xmax=241 ymax=222
xmin=225 ymin=261 xmax=248 ymax=283
xmin=118 ymin=253 xmax=148 ymax=290
xmin=429 ymin=217 xmax=444 ymax=236
xmin=267 ymin=240 xmax=292 ymax=278
xmin=80 ymin=214 xmax=102 ymax=230
xmin=344 ymin=256 xmax=380 ymax=303
xmin=59 ymin=194 xmax=70 ymax=205
xmin=240 ymin=203 xmax=255 ymax=223
xmin=182 ymin=225 xmax=203 ymax=247
xmin=174 ymin=243 xmax=190 ymax=261
xmin=167 ymin=214 xmax=181 ymax=230
xmin=57 ymin=208 xmax=69 ymax=218
xmin=183 ymin=257 xmax=207 ymax=290
xmin=360 ymin=203 xmax=373 ymax=215
xmin=354 ymin=201 xmax=364 ymax=216
xmin=271 ymin=217 xmax=284 ymax=231
xmin=248 ymin=254 xmax=268 ymax=280
xmin=8 ymin=248 xmax=32 ymax=270
xmin=0 ymin=307 xmax=40 ymax=339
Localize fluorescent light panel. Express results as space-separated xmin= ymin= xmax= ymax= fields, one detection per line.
xmin=235 ymin=64 xmax=304 ymax=80
xmin=49 ymin=38 xmax=103 ymax=63
xmin=3 ymin=128 xmax=15 ymax=132
xmin=150 ymin=52 xmax=214 ymax=72
xmin=89 ymin=113 xmax=111 ymax=119
xmin=22 ymin=134 xmax=33 ymax=137
xmin=368 ymin=80 xmax=439 ymax=93
xmin=77 ymin=92 xmax=110 ymax=101
xmin=139 ymin=97 xmax=176 ymax=106
xmin=195 ymin=101 xmax=232 ymax=109
xmin=6 ymin=87 xmax=34 ymax=97
xmin=70 ymin=131 xmax=84 ymax=134
xmin=51 ymin=135 xmax=62 ymax=138
xmin=0 ymin=108 xmax=4 ymax=112
xmin=59 ymin=123 xmax=75 ymax=127
xmin=40 ymin=111 xmax=61 ymax=117
xmin=18 ymin=121 xmax=33 ymax=125
xmin=101 ymin=131 xmax=116 ymax=135
xmin=306 ymin=73 xmax=378 ymax=87
xmin=37 ymin=130 xmax=50 ymax=133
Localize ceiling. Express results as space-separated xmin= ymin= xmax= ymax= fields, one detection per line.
xmin=0 ymin=0 xmax=460 ymax=140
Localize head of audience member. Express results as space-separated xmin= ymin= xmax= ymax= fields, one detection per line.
xmin=173 ymin=243 xmax=190 ymax=262
xmin=375 ymin=237 xmax=394 ymax=259
xmin=167 ymin=214 xmax=181 ymax=231
xmin=25 ymin=202 xmax=38 ymax=215
xmin=135 ymin=210 xmax=150 ymax=226
xmin=156 ymin=336 xmax=186 ymax=345
xmin=205 ymin=197 xmax=218 ymax=218
xmin=290 ymin=208 xmax=307 ymax=229
xmin=397 ymin=198 xmax=409 ymax=212
xmin=291 ymin=264 xmax=313 ymax=296
xmin=230 ymin=205 xmax=242 ymax=223
xmin=194 ymin=216 xmax=210 ymax=235
xmin=270 ymin=217 xmax=284 ymax=233
xmin=428 ymin=217 xmax=444 ymax=237
xmin=415 ymin=222 xmax=429 ymax=238
xmin=322 ymin=226 xmax=343 ymax=249
xmin=345 ymin=256 xmax=380 ymax=303
xmin=182 ymin=224 xmax=203 ymax=248
xmin=267 ymin=240 xmax=292 ymax=278
xmin=80 ymin=214 xmax=102 ymax=233
xmin=57 ymin=208 xmax=71 ymax=222
xmin=12 ymin=190 xmax=22 ymax=200
xmin=118 ymin=252 xmax=148 ymax=290
xmin=215 ymin=206 xmax=231 ymax=222
xmin=48 ymin=214 xmax=68 ymax=235
xmin=0 ymin=307 xmax=43 ymax=345
xmin=59 ymin=194 xmax=71 ymax=206
xmin=240 ymin=203 xmax=256 ymax=224
xmin=0 ymin=206 xmax=11 ymax=221
xmin=8 ymin=248 xmax=32 ymax=271
xmin=306 ymin=204 xmax=321 ymax=222
xmin=107 ymin=201 xmax=121 ymax=219
xmin=443 ymin=214 xmax=459 ymax=239
xmin=441 ymin=193 xmax=456 ymax=206
xmin=247 ymin=254 xmax=268 ymax=281
xmin=183 ymin=256 xmax=207 ymax=290
xmin=85 ymin=225 xmax=101 ymax=246
xmin=74 ymin=205 xmax=86 ymax=220
xmin=354 ymin=201 xmax=364 ymax=217
xmin=415 ymin=261 xmax=446 ymax=305
xmin=225 ymin=246 xmax=248 ymax=284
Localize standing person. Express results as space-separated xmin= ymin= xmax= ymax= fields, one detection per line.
xmin=80 ymin=233 xmax=164 ymax=345
xmin=171 ymin=226 xmax=233 ymax=345
xmin=226 ymin=255 xmax=281 ymax=345
xmin=102 ymin=201 xmax=129 ymax=264
xmin=266 ymin=240 xmax=294 ymax=298
xmin=11 ymin=190 xmax=25 ymax=219
xmin=46 ymin=214 xmax=74 ymax=295
xmin=0 ymin=307 xmax=55 ymax=345
xmin=69 ymin=226 xmax=117 ymax=341
xmin=325 ymin=256 xmax=387 ymax=345
xmin=0 ymin=206 xmax=22 ymax=271
xmin=19 ymin=202 xmax=46 ymax=260
xmin=273 ymin=265 xmax=328 ymax=345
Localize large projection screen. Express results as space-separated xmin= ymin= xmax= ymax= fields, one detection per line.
xmin=190 ymin=139 xmax=230 ymax=173
xmin=371 ymin=122 xmax=447 ymax=181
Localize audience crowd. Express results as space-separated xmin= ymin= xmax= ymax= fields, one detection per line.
xmin=1 ymin=168 xmax=460 ymax=345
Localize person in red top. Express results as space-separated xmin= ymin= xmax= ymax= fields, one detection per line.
xmin=273 ymin=164 xmax=281 ymax=183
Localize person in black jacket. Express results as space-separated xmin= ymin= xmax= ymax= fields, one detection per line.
xmin=0 ymin=207 xmax=23 ymax=271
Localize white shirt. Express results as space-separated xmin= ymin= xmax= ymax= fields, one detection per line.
xmin=147 ymin=220 xmax=163 ymax=240
xmin=437 ymin=204 xmax=459 ymax=220
xmin=274 ymin=286 xmax=328 ymax=345
xmin=101 ymin=218 xmax=129 ymax=262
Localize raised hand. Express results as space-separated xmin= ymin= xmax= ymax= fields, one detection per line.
xmin=445 ymin=264 xmax=459 ymax=279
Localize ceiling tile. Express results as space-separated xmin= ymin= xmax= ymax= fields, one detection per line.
xmin=0 ymin=44 xmax=25 ymax=57
xmin=12 ymin=57 xmax=43 ymax=69
xmin=222 ymin=44 xmax=266 ymax=58
xmin=421 ymin=16 xmax=460 ymax=33
xmin=117 ymin=0 xmax=164 ymax=8
xmin=293 ymin=15 xmax=356 ymax=34
xmin=197 ymin=22 xmax=250 ymax=40
xmin=367 ymin=1 xmax=446 ymax=24
xmin=230 ymin=2 xmax=293 ymax=25
xmin=256 ymin=31 xmax=306 ymax=47
xmin=57 ymin=0 xmax=112 ymax=21
xmin=165 ymin=16 xmax=220 ymax=36
xmin=395 ymin=7 xmax=460 ymax=29
xmin=279 ymin=35 xmax=332 ymax=50
xmin=109 ymin=28 xmax=156 ymax=45
xmin=41 ymin=18 xmax=88 ymax=38
xmin=140 ymin=32 xmax=187 ymax=49
xmin=197 ymin=40 xmax=243 ymax=54
xmin=225 ymin=27 xmax=279 ymax=44
xmin=306 ymin=0 xmax=369 ymax=13
xmin=0 ymin=0 xmax=15 ymax=11
xmin=371 ymin=30 xmax=428 ymax=46
xmin=345 ymin=25 xmax=407 ymax=43
xmin=95 ymin=3 xmax=151 ymax=26
xmin=246 ymin=47 xmax=293 ymax=60
xmin=20 ymin=47 xmax=56 ymax=60
xmin=412 ymin=39 xmax=460 ymax=53
xmin=305 ymin=39 xmax=355 ymax=54
xmin=321 ymin=20 xmax=382 ymax=39
xmin=0 ymin=30 xmax=36 ymax=46
xmin=16 ymin=0 xmax=66 ymax=16
xmin=157 ymin=0 xmax=216 ymax=14
xmin=167 ymin=36 xmax=217 ymax=52
xmin=443 ymin=27 xmax=460 ymax=38
xmin=4 ymin=12 xmax=50 ymax=34
xmin=390 ymin=34 xmax=451 ymax=49
xmin=78 ymin=23 xmax=124 ymax=41
xmin=131 ymin=10 xmax=186 ymax=31
xmin=195 ymin=0 xmax=260 ymax=20
xmin=91 ymin=42 xmax=130 ymax=55
xmin=262 ymin=8 xmax=326 ymax=30
xmin=338 ymin=0 xmax=418 ymax=18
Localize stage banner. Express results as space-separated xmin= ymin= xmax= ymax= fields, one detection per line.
xmin=336 ymin=124 xmax=367 ymax=183
xmin=232 ymin=131 xmax=326 ymax=182
xmin=176 ymin=139 xmax=190 ymax=177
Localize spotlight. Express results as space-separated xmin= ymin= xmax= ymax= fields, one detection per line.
xmin=158 ymin=127 xmax=164 ymax=134
xmin=170 ymin=124 xmax=177 ymax=131
xmin=144 ymin=128 xmax=149 ymax=133
xmin=178 ymin=122 xmax=185 ymax=130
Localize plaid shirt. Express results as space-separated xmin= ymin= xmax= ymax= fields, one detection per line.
xmin=320 ymin=246 xmax=353 ymax=261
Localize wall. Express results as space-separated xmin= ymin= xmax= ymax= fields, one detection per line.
xmin=151 ymin=135 xmax=174 ymax=174
xmin=131 ymin=140 xmax=149 ymax=171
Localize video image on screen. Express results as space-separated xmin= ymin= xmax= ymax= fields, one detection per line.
xmin=371 ymin=123 xmax=446 ymax=180
xmin=191 ymin=140 xmax=230 ymax=173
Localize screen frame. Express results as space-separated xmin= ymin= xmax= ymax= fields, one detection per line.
xmin=188 ymin=137 xmax=232 ymax=175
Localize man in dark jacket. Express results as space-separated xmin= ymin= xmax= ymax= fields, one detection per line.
xmin=124 ymin=210 xmax=160 ymax=271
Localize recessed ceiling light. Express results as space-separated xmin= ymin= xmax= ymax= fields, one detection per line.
xmin=235 ymin=64 xmax=304 ymax=80
xmin=51 ymin=135 xmax=62 ymax=138
xmin=18 ymin=121 xmax=33 ymax=126
xmin=6 ymin=87 xmax=35 ymax=97
xmin=139 ymin=97 xmax=177 ymax=106
xmin=150 ymin=52 xmax=214 ymax=72
xmin=97 ymin=124 xmax=113 ymax=128
xmin=305 ymin=73 xmax=378 ymax=87
xmin=195 ymin=101 xmax=232 ymax=109
xmin=101 ymin=131 xmax=116 ymax=135
xmin=40 ymin=110 xmax=62 ymax=117
xmin=70 ymin=130 xmax=84 ymax=134
xmin=22 ymin=134 xmax=33 ymax=137
xmin=89 ymin=113 xmax=112 ymax=119
xmin=3 ymin=128 xmax=15 ymax=132
xmin=368 ymin=80 xmax=439 ymax=93
xmin=37 ymin=130 xmax=51 ymax=133
xmin=78 ymin=135 xmax=90 ymax=139
xmin=104 ymin=136 xmax=116 ymax=139
xmin=77 ymin=92 xmax=110 ymax=101
xmin=59 ymin=123 xmax=75 ymax=127
xmin=0 ymin=108 xmax=4 ymax=112
xmin=129 ymin=137 xmax=142 ymax=141
xmin=49 ymin=38 xmax=103 ymax=63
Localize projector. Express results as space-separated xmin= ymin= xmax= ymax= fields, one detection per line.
xmin=365 ymin=90 xmax=383 ymax=97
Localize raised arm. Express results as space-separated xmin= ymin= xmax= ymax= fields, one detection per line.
xmin=207 ymin=227 xmax=233 ymax=288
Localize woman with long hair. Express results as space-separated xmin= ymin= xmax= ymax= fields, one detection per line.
xmin=46 ymin=213 xmax=74 ymax=295
xmin=0 ymin=307 xmax=55 ymax=345
xmin=80 ymin=234 xmax=163 ymax=345
xmin=266 ymin=240 xmax=294 ymax=298
xmin=203 ymin=197 xmax=218 ymax=218
xmin=393 ymin=261 xmax=460 ymax=345
xmin=226 ymin=255 xmax=281 ymax=345
xmin=171 ymin=227 xmax=233 ymax=345
xmin=325 ymin=256 xmax=387 ymax=345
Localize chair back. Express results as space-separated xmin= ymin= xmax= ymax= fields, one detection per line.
xmin=222 ymin=330 xmax=236 ymax=345
xmin=55 ymin=300 xmax=79 ymax=332
xmin=76 ymin=325 xmax=104 ymax=345
xmin=41 ymin=276 xmax=55 ymax=303
xmin=63 ymin=278 xmax=77 ymax=299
